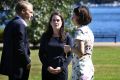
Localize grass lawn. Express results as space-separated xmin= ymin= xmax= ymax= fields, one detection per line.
xmin=93 ymin=46 xmax=120 ymax=80
xmin=0 ymin=46 xmax=120 ymax=80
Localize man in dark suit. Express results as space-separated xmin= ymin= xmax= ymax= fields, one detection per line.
xmin=0 ymin=1 xmax=33 ymax=80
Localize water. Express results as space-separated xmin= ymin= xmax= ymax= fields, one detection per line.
xmin=89 ymin=6 xmax=120 ymax=42
xmin=1 ymin=6 xmax=120 ymax=42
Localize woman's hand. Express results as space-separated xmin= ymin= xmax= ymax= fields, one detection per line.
xmin=27 ymin=63 xmax=31 ymax=70
xmin=47 ymin=66 xmax=54 ymax=74
xmin=64 ymin=45 xmax=71 ymax=54
xmin=47 ymin=66 xmax=62 ymax=74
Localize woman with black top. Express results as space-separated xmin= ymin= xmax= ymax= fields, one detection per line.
xmin=38 ymin=11 xmax=73 ymax=80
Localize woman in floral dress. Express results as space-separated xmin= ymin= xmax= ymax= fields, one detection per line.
xmin=71 ymin=5 xmax=94 ymax=80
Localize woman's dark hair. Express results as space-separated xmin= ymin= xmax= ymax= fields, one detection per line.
xmin=45 ymin=11 xmax=65 ymax=42
xmin=73 ymin=5 xmax=92 ymax=25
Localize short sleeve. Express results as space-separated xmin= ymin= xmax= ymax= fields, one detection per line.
xmin=74 ymin=29 xmax=84 ymax=41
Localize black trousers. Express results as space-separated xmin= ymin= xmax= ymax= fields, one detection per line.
xmin=8 ymin=67 xmax=30 ymax=80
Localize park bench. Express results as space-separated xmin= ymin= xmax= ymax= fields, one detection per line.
xmin=94 ymin=33 xmax=117 ymax=43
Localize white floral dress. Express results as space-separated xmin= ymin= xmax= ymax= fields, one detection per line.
xmin=72 ymin=26 xmax=94 ymax=80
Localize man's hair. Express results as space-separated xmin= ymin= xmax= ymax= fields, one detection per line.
xmin=15 ymin=1 xmax=33 ymax=14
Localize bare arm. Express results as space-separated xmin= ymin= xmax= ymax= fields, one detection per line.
xmin=72 ymin=39 xmax=85 ymax=58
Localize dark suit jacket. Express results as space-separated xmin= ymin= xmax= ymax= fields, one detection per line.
xmin=0 ymin=17 xmax=31 ymax=76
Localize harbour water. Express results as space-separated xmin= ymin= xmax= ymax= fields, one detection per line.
xmin=89 ymin=6 xmax=120 ymax=42
xmin=1 ymin=6 xmax=120 ymax=42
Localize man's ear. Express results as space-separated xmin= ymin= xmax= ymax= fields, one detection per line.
xmin=21 ymin=9 xmax=26 ymax=14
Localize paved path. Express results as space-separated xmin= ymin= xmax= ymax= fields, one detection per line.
xmin=94 ymin=42 xmax=120 ymax=46
xmin=0 ymin=42 xmax=120 ymax=48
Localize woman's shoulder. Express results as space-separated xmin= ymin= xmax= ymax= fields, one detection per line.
xmin=40 ymin=32 xmax=48 ymax=40
xmin=65 ymin=32 xmax=73 ymax=41
xmin=77 ymin=25 xmax=90 ymax=34
xmin=66 ymin=32 xmax=71 ymax=38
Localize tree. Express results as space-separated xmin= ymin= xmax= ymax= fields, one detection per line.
xmin=28 ymin=0 xmax=81 ymax=46
xmin=1 ymin=0 xmax=81 ymax=46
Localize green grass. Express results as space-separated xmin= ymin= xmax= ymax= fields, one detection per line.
xmin=0 ymin=46 xmax=120 ymax=80
xmin=93 ymin=46 xmax=120 ymax=80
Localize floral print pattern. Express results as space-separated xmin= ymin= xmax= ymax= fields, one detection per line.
xmin=72 ymin=26 xmax=94 ymax=80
